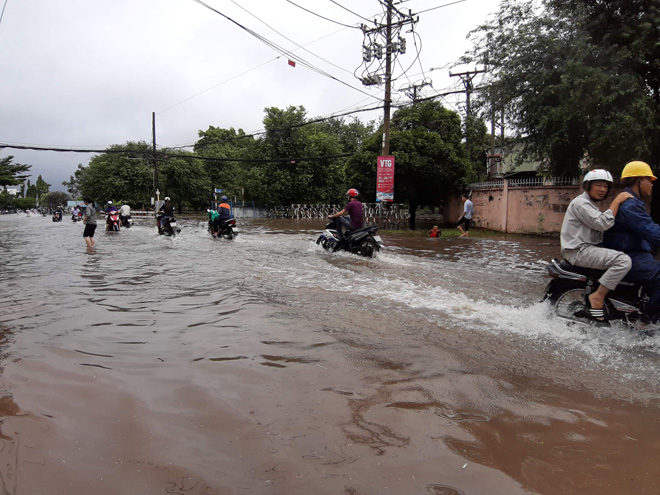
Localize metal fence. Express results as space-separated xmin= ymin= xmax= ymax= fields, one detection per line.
xmin=468 ymin=177 xmax=580 ymax=189
xmin=267 ymin=203 xmax=410 ymax=221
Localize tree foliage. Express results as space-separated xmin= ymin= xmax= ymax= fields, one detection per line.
xmin=41 ymin=190 xmax=71 ymax=207
xmin=0 ymin=156 xmax=31 ymax=187
xmin=346 ymin=101 xmax=469 ymax=227
xmin=463 ymin=0 xmax=660 ymax=176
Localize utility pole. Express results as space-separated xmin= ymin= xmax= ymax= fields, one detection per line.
xmin=401 ymin=80 xmax=432 ymax=103
xmin=382 ymin=0 xmax=392 ymax=156
xmin=359 ymin=1 xmax=416 ymax=156
xmin=450 ymin=69 xmax=486 ymax=180
xmin=152 ymin=112 xmax=159 ymax=198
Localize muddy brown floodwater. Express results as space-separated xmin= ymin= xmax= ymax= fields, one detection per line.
xmin=1 ymin=213 xmax=660 ymax=495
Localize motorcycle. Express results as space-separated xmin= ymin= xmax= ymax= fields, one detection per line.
xmin=52 ymin=211 xmax=62 ymax=222
xmin=106 ymin=211 xmax=121 ymax=231
xmin=542 ymin=258 xmax=660 ymax=326
xmin=207 ymin=211 xmax=238 ymax=240
xmin=316 ymin=222 xmax=384 ymax=258
xmin=71 ymin=212 xmax=81 ymax=222
xmin=157 ymin=212 xmax=180 ymax=237
xmin=120 ymin=214 xmax=133 ymax=228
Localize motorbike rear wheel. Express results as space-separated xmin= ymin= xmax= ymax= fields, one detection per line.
xmin=554 ymin=288 xmax=587 ymax=320
xmin=222 ymin=230 xmax=234 ymax=240
xmin=354 ymin=238 xmax=379 ymax=258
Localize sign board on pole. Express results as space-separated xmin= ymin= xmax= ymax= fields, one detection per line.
xmin=215 ymin=188 xmax=223 ymax=193
xmin=376 ymin=155 xmax=395 ymax=202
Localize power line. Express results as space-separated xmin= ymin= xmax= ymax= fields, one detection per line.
xmin=190 ymin=0 xmax=382 ymax=102
xmin=285 ymin=0 xmax=359 ymax=29
xmin=0 ymin=0 xmax=9 ymax=29
xmin=229 ymin=0 xmax=353 ymax=75
xmin=0 ymin=142 xmax=353 ymax=164
xmin=328 ymin=0 xmax=374 ymax=24
xmin=414 ymin=0 xmax=468 ymax=15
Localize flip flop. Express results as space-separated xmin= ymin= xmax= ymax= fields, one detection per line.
xmin=574 ymin=297 xmax=609 ymax=325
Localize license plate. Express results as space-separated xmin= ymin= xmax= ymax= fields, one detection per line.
xmin=233 ymin=228 xmax=239 ymax=233
xmin=374 ymin=235 xmax=383 ymax=243
xmin=169 ymin=221 xmax=177 ymax=227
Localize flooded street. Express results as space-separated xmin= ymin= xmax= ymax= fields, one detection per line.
xmin=1 ymin=213 xmax=659 ymax=495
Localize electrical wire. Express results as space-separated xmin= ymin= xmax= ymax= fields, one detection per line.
xmin=414 ymin=0 xmax=467 ymax=15
xmin=190 ymin=0 xmax=382 ymax=102
xmin=284 ymin=0 xmax=359 ymax=29
xmin=0 ymin=0 xmax=9 ymax=29
xmin=328 ymin=0 xmax=374 ymax=24
xmin=229 ymin=0 xmax=353 ymax=75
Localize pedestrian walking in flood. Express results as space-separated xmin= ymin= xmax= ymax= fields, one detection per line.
xmin=82 ymin=197 xmax=97 ymax=248
xmin=457 ymin=193 xmax=473 ymax=238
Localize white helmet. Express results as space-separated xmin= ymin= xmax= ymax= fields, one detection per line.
xmin=165 ymin=197 xmax=170 ymax=201
xmin=583 ymin=169 xmax=613 ymax=190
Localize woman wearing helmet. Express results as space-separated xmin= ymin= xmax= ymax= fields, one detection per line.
xmin=603 ymin=161 xmax=660 ymax=320
xmin=560 ymin=168 xmax=634 ymax=322
xmin=328 ymin=188 xmax=363 ymax=239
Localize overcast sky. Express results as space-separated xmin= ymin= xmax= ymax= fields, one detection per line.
xmin=0 ymin=0 xmax=498 ymax=191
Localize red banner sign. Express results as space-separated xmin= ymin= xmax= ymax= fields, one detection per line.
xmin=376 ymin=155 xmax=395 ymax=202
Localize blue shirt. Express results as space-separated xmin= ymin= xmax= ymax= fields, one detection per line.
xmin=603 ymin=187 xmax=660 ymax=253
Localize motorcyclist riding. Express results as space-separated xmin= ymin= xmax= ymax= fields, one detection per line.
xmin=211 ymin=196 xmax=232 ymax=237
xmin=603 ymin=161 xmax=660 ymax=319
xmin=559 ymin=169 xmax=633 ymax=321
xmin=328 ymin=188 xmax=363 ymax=239
xmin=158 ymin=197 xmax=174 ymax=230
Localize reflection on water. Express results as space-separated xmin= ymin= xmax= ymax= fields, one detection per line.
xmin=0 ymin=214 xmax=659 ymax=495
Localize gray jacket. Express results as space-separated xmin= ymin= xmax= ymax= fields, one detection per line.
xmin=560 ymin=191 xmax=614 ymax=254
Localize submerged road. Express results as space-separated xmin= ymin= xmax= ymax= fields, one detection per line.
xmin=1 ymin=213 xmax=659 ymax=495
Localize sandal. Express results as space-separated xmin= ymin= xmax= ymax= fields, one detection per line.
xmin=574 ymin=297 xmax=609 ymax=325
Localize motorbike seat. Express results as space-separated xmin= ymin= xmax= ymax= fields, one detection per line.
xmin=557 ymin=259 xmax=605 ymax=279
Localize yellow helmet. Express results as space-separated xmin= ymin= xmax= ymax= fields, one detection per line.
xmin=621 ymin=161 xmax=657 ymax=181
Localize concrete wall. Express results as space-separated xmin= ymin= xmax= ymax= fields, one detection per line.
xmin=446 ymin=184 xmax=586 ymax=234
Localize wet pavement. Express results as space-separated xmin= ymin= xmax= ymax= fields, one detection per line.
xmin=1 ymin=213 xmax=659 ymax=494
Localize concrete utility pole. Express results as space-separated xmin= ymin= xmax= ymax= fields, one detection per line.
xmin=152 ymin=112 xmax=158 ymax=193
xmin=359 ymin=1 xmax=416 ymax=156
xmin=382 ymin=0 xmax=392 ymax=156
xmin=450 ymin=69 xmax=486 ymax=179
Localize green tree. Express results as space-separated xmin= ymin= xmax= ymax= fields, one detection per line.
xmin=74 ymin=142 xmax=154 ymax=208
xmin=346 ymin=101 xmax=469 ymax=228
xmin=35 ymin=175 xmax=50 ymax=202
xmin=157 ymin=150 xmax=211 ymax=212
xmin=15 ymin=196 xmax=36 ymax=210
xmin=41 ymin=190 xmax=71 ymax=208
xmin=0 ymin=156 xmax=31 ymax=187
xmin=463 ymin=0 xmax=660 ymax=176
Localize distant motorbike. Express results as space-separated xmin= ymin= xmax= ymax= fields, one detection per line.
xmin=52 ymin=211 xmax=63 ymax=222
xmin=156 ymin=212 xmax=180 ymax=237
xmin=71 ymin=212 xmax=81 ymax=222
xmin=316 ymin=222 xmax=384 ymax=258
xmin=120 ymin=214 xmax=132 ymax=228
xmin=208 ymin=215 xmax=238 ymax=240
xmin=542 ymin=258 xmax=660 ymax=326
xmin=106 ymin=211 xmax=121 ymax=231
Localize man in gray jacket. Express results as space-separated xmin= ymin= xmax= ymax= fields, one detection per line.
xmin=560 ymin=169 xmax=632 ymax=321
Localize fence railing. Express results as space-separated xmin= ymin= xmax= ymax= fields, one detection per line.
xmin=468 ymin=177 xmax=580 ymax=189
xmin=267 ymin=203 xmax=410 ymax=221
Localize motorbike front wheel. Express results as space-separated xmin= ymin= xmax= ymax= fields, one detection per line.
xmin=354 ymin=238 xmax=379 ymax=258
xmin=554 ymin=288 xmax=587 ymax=320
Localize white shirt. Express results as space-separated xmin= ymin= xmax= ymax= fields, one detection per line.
xmin=463 ymin=199 xmax=473 ymax=219
xmin=120 ymin=205 xmax=131 ymax=215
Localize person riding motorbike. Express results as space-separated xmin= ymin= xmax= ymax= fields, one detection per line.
xmin=211 ymin=196 xmax=232 ymax=237
xmin=158 ymin=197 xmax=174 ymax=230
xmin=119 ymin=203 xmax=131 ymax=226
xmin=603 ymin=161 xmax=660 ymax=320
xmin=105 ymin=201 xmax=120 ymax=229
xmin=328 ymin=188 xmax=363 ymax=239
xmin=559 ymin=169 xmax=633 ymax=321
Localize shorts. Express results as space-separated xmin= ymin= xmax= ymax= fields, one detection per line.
xmin=458 ymin=217 xmax=471 ymax=230
xmin=83 ymin=224 xmax=97 ymax=237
